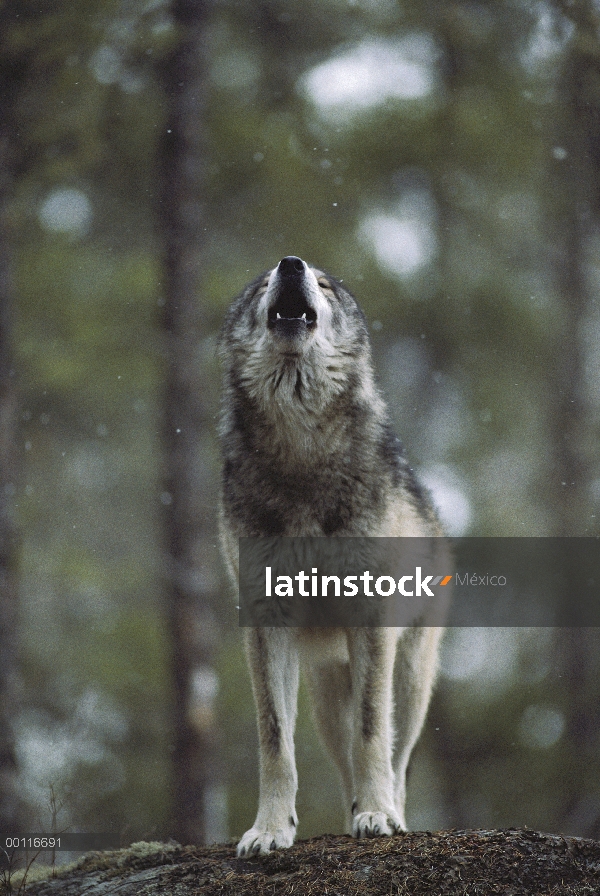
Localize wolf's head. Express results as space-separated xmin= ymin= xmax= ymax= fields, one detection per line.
xmin=220 ymin=257 xmax=381 ymax=425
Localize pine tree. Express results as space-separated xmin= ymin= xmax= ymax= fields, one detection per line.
xmin=157 ymin=0 xmax=223 ymax=845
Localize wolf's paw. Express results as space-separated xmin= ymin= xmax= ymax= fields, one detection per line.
xmin=236 ymin=822 xmax=296 ymax=857
xmin=352 ymin=809 xmax=404 ymax=839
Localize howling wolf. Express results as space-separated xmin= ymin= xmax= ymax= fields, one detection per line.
xmin=219 ymin=256 xmax=443 ymax=856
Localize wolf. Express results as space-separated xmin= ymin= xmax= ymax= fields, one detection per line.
xmin=218 ymin=256 xmax=444 ymax=857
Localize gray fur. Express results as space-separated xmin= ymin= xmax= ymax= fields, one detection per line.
xmin=218 ymin=256 xmax=443 ymax=856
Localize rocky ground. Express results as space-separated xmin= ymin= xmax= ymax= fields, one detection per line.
xmin=5 ymin=828 xmax=600 ymax=896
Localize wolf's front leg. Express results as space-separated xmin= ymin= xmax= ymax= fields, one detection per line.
xmin=347 ymin=628 xmax=403 ymax=838
xmin=238 ymin=628 xmax=300 ymax=856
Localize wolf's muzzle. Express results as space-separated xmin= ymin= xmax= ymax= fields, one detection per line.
xmin=267 ymin=256 xmax=317 ymax=336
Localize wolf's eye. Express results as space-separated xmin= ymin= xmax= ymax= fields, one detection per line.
xmin=318 ymin=278 xmax=331 ymax=290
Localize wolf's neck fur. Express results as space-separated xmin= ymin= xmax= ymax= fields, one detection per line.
xmin=223 ymin=340 xmax=387 ymax=469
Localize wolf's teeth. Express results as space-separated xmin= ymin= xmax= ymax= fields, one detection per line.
xmin=276 ymin=312 xmax=282 ymax=319
xmin=301 ymin=312 xmax=307 ymax=320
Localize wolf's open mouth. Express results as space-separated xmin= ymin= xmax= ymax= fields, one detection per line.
xmin=267 ymin=293 xmax=317 ymax=330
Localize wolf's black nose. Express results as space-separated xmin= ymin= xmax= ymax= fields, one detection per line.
xmin=278 ymin=256 xmax=305 ymax=277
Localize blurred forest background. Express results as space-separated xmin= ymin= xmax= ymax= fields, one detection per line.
xmin=1 ymin=0 xmax=600 ymax=854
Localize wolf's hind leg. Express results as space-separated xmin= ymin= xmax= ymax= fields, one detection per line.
xmin=393 ymin=626 xmax=442 ymax=825
xmin=304 ymin=659 xmax=354 ymax=831
xmin=238 ymin=628 xmax=300 ymax=856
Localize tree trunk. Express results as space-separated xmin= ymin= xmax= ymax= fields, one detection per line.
xmin=156 ymin=0 xmax=223 ymax=846
xmin=0 ymin=153 xmax=20 ymax=837
xmin=549 ymin=1 xmax=600 ymax=837
xmin=0 ymin=6 xmax=22 ymax=835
